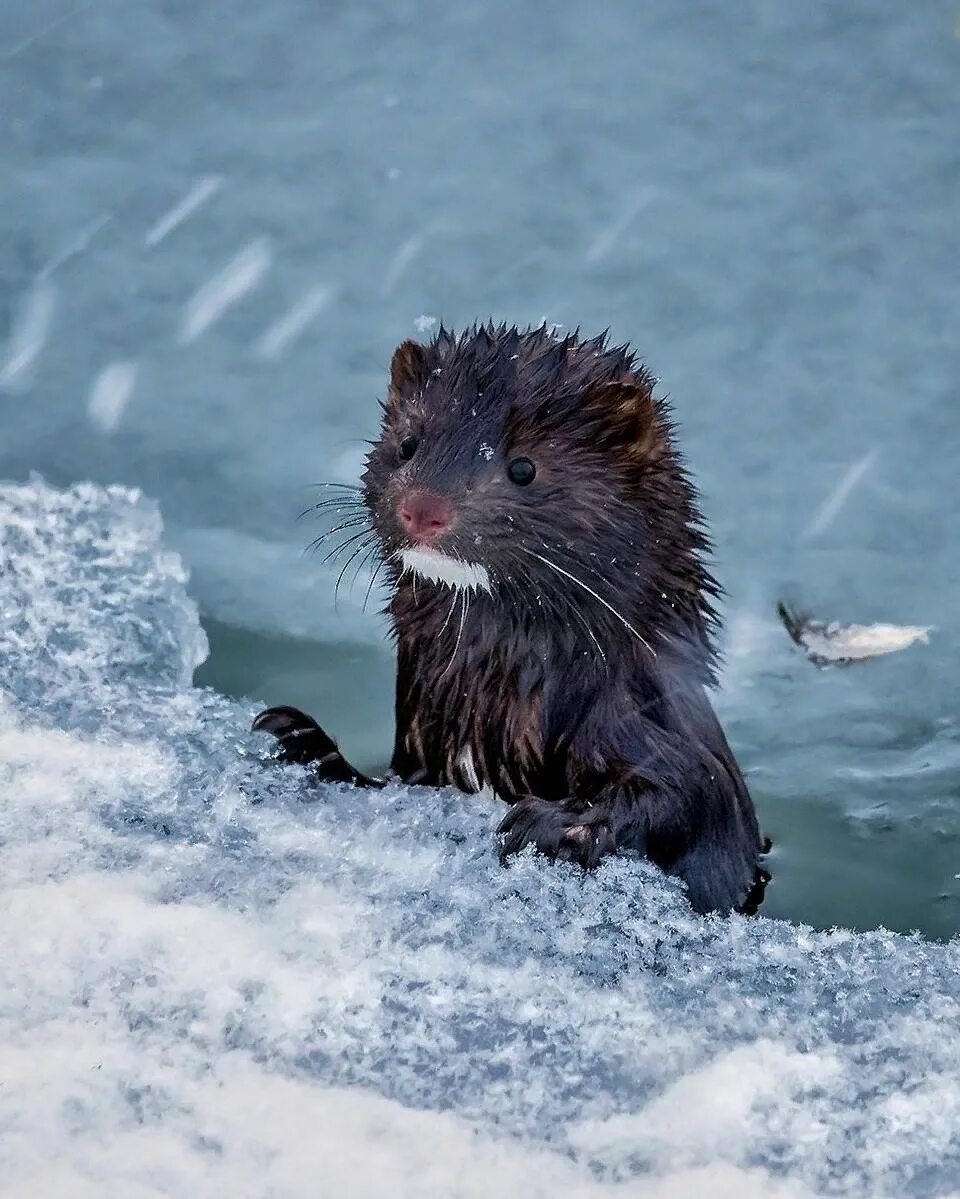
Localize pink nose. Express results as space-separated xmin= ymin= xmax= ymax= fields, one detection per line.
xmin=398 ymin=492 xmax=454 ymax=542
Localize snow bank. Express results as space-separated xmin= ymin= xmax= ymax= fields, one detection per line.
xmin=1 ymin=478 xmax=958 ymax=1198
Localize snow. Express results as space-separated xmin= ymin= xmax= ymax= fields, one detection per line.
xmin=254 ymin=285 xmax=335 ymax=360
xmin=801 ymin=451 xmax=879 ymax=542
xmin=0 ymin=279 xmax=55 ymax=391
xmin=380 ymin=229 xmax=432 ymax=298
xmin=1 ymin=477 xmax=959 ymax=1198
xmin=144 ymin=177 xmax=223 ymax=249
xmin=88 ymin=361 xmax=139 ymax=434
xmin=179 ymin=239 xmax=272 ymax=344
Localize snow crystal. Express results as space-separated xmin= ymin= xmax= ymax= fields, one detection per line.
xmin=254 ymin=285 xmax=334 ymax=360
xmin=144 ymin=176 xmax=223 ymax=249
xmin=380 ymin=230 xmax=428 ymax=298
xmin=87 ymin=360 xmax=139 ymax=434
xmin=0 ymin=279 xmax=55 ymax=391
xmin=585 ymin=190 xmax=654 ymax=264
xmin=1 ymin=478 xmax=959 ymax=1198
xmin=180 ymin=239 xmax=272 ymax=343
xmin=42 ymin=211 xmax=116 ymax=276
xmin=802 ymin=450 xmax=878 ymax=542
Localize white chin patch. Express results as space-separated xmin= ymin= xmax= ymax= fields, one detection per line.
xmin=399 ymin=547 xmax=491 ymax=593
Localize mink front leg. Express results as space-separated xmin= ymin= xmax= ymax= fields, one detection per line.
xmin=252 ymin=705 xmax=383 ymax=787
xmin=497 ymin=781 xmax=765 ymax=915
xmin=497 ymin=794 xmax=625 ymax=869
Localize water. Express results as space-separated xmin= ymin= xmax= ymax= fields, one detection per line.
xmin=2 ymin=476 xmax=959 ymax=1198
xmin=0 ymin=4 xmax=958 ymax=1185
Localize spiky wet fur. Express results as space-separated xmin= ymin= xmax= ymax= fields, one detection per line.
xmin=259 ymin=324 xmax=765 ymax=914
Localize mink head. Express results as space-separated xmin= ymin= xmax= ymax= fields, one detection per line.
xmin=361 ymin=323 xmax=720 ymax=664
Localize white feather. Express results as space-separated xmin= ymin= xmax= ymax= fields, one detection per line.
xmin=798 ymin=620 xmax=931 ymax=663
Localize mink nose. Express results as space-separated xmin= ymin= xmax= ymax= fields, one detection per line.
xmin=397 ymin=492 xmax=454 ymax=542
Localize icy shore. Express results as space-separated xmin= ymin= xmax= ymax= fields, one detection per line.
xmin=1 ymin=479 xmax=958 ymax=1198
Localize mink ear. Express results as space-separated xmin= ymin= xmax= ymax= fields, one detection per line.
xmin=389 ymin=340 xmax=429 ymax=395
xmin=584 ymin=378 xmax=665 ymax=463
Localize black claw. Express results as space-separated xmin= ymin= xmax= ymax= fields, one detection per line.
xmin=251 ymin=705 xmax=323 ymax=738
xmin=251 ymin=705 xmax=339 ymax=765
xmin=738 ymin=866 xmax=772 ymax=917
xmin=497 ymin=797 xmax=614 ymax=869
xmin=252 ymin=705 xmax=383 ymax=787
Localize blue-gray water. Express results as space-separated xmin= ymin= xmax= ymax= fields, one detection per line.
xmin=2 ymin=0 xmax=958 ymax=944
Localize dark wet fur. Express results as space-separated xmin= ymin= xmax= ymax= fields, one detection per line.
xmin=256 ymin=324 xmax=767 ymax=914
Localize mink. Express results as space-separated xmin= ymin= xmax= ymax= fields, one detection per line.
xmin=254 ymin=324 xmax=767 ymax=914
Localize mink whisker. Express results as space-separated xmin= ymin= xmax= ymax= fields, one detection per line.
xmin=319 ymin=528 xmax=375 ymax=567
xmin=363 ymin=558 xmax=387 ymax=613
xmin=309 ymin=511 xmax=368 ymax=530
xmin=509 ymin=550 xmax=607 ymax=661
xmin=438 ymin=590 xmax=469 ymax=680
xmin=304 ymin=516 xmax=370 ymax=555
xmin=335 ymin=536 xmax=378 ymax=609
xmin=303 ymin=511 xmax=367 ymax=539
xmin=350 ymin=543 xmax=382 ymax=593
xmin=526 ymin=548 xmax=655 ymax=657
xmin=437 ymin=586 xmax=460 ymax=638
xmin=299 ymin=497 xmax=367 ymax=520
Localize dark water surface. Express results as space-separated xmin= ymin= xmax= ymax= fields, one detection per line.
xmin=2 ymin=0 xmax=958 ymax=936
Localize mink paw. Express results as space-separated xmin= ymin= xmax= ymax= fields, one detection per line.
xmin=252 ymin=704 xmax=362 ymax=784
xmin=497 ymin=797 xmax=616 ymax=869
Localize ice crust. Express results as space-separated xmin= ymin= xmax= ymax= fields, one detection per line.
xmin=1 ymin=479 xmax=959 ymax=1199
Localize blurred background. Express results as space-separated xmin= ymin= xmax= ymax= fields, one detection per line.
xmin=1 ymin=0 xmax=958 ymax=935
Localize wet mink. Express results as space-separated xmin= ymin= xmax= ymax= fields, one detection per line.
xmin=254 ymin=324 xmax=767 ymax=914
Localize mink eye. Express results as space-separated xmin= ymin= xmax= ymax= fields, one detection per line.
xmin=398 ymin=436 xmax=419 ymax=462
xmin=507 ymin=457 xmax=536 ymax=486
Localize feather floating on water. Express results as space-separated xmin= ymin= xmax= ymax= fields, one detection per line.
xmin=777 ymin=602 xmax=932 ymax=667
